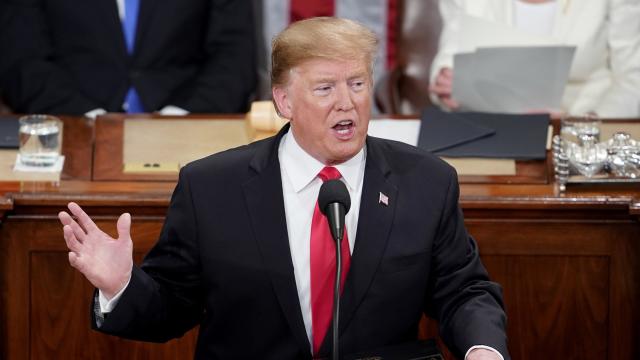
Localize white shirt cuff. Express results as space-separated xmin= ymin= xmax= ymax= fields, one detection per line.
xmin=159 ymin=105 xmax=190 ymax=115
xmin=84 ymin=108 xmax=107 ymax=119
xmin=465 ymin=345 xmax=505 ymax=360
xmin=98 ymin=275 xmax=131 ymax=313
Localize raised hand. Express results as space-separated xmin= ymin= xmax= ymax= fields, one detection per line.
xmin=429 ymin=67 xmax=460 ymax=110
xmin=58 ymin=202 xmax=133 ymax=299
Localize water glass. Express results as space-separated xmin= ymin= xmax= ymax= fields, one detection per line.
xmin=18 ymin=115 xmax=62 ymax=166
xmin=560 ymin=113 xmax=601 ymax=146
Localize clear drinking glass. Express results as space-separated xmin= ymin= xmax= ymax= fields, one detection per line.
xmin=560 ymin=113 xmax=601 ymax=146
xmin=18 ymin=115 xmax=62 ymax=166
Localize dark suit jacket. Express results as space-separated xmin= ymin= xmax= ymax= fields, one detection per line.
xmin=0 ymin=0 xmax=256 ymax=114
xmin=95 ymin=125 xmax=509 ymax=359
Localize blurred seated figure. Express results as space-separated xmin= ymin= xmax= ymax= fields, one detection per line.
xmin=429 ymin=0 xmax=640 ymax=117
xmin=0 ymin=0 xmax=256 ymax=116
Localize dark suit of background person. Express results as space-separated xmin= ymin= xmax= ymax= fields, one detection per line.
xmin=0 ymin=0 xmax=256 ymax=115
xmin=93 ymin=123 xmax=509 ymax=359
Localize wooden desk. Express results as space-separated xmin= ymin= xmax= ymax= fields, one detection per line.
xmin=1 ymin=116 xmax=638 ymax=359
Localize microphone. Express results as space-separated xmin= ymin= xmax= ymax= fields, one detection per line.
xmin=318 ymin=179 xmax=351 ymax=243
xmin=318 ymin=179 xmax=351 ymax=360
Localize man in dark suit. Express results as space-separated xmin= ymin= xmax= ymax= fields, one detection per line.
xmin=0 ymin=0 xmax=256 ymax=115
xmin=58 ymin=17 xmax=509 ymax=360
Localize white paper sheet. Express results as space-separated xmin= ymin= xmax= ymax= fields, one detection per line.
xmin=368 ymin=119 xmax=420 ymax=146
xmin=452 ymin=46 xmax=575 ymax=113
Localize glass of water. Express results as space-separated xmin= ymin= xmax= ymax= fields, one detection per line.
xmin=560 ymin=113 xmax=601 ymax=146
xmin=18 ymin=115 xmax=62 ymax=166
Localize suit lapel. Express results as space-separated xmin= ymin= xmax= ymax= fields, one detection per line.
xmin=133 ymin=0 xmax=160 ymax=57
xmin=242 ymin=126 xmax=311 ymax=354
xmin=95 ymin=0 xmax=127 ymax=58
xmin=320 ymin=137 xmax=399 ymax=354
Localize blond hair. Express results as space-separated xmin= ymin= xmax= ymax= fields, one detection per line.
xmin=271 ymin=17 xmax=379 ymax=87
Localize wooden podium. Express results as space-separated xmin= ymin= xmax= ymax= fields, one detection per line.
xmin=0 ymin=115 xmax=638 ymax=359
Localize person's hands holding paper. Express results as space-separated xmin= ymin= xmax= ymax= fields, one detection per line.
xmin=59 ymin=202 xmax=133 ymax=300
xmin=430 ymin=67 xmax=460 ymax=110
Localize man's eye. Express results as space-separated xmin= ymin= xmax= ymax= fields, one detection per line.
xmin=314 ymin=86 xmax=332 ymax=95
xmin=351 ymin=81 xmax=365 ymax=90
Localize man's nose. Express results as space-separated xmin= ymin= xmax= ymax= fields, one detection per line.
xmin=334 ymin=83 xmax=355 ymax=111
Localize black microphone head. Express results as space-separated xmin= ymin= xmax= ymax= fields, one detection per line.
xmin=318 ymin=179 xmax=351 ymax=215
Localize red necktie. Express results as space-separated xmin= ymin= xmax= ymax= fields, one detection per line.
xmin=310 ymin=166 xmax=351 ymax=356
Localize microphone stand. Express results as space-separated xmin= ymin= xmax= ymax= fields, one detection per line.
xmin=319 ymin=183 xmax=350 ymax=360
xmin=325 ymin=201 xmax=346 ymax=360
xmin=332 ymin=233 xmax=342 ymax=360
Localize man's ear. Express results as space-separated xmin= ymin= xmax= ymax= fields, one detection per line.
xmin=272 ymin=86 xmax=292 ymax=119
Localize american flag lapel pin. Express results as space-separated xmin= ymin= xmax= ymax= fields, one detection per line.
xmin=378 ymin=192 xmax=389 ymax=206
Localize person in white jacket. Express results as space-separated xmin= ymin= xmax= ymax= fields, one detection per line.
xmin=429 ymin=0 xmax=640 ymax=118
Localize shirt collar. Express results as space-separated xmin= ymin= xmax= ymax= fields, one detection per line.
xmin=279 ymin=129 xmax=366 ymax=193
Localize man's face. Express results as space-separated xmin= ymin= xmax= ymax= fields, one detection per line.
xmin=273 ymin=58 xmax=372 ymax=165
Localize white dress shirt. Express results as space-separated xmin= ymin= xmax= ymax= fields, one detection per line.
xmin=116 ymin=0 xmax=125 ymax=19
xmin=278 ymin=130 xmax=365 ymax=350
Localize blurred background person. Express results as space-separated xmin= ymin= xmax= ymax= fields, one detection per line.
xmin=429 ymin=0 xmax=640 ymax=118
xmin=0 ymin=0 xmax=256 ymax=116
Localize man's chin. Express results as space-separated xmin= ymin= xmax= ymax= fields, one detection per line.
xmin=325 ymin=145 xmax=363 ymax=165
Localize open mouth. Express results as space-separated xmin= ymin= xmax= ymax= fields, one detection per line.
xmin=332 ymin=120 xmax=354 ymax=137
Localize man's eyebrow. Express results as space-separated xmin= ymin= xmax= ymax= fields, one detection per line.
xmin=303 ymin=69 xmax=369 ymax=85
xmin=310 ymin=77 xmax=336 ymax=83
xmin=348 ymin=73 xmax=368 ymax=80
xmin=347 ymin=69 xmax=369 ymax=77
